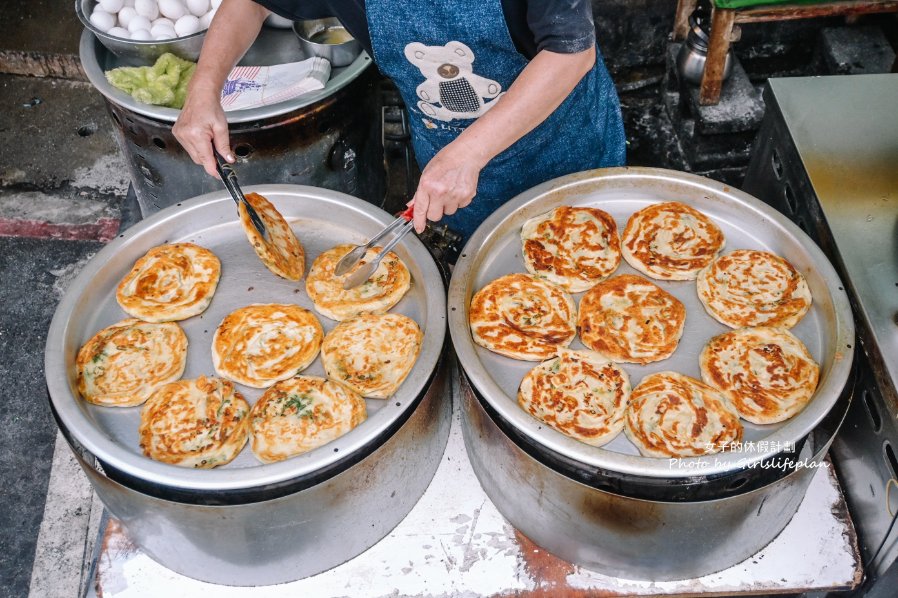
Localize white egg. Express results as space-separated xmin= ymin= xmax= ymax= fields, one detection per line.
xmin=174 ymin=14 xmax=200 ymax=36
xmin=150 ymin=23 xmax=176 ymax=37
xmin=107 ymin=26 xmax=131 ymax=38
xmin=151 ymin=17 xmax=174 ymax=28
xmin=117 ymin=6 xmax=137 ymax=28
xmin=130 ymin=29 xmax=152 ymax=40
xmin=158 ymin=0 xmax=186 ymax=20
xmin=89 ymin=10 xmax=116 ymax=32
xmin=135 ymin=0 xmax=160 ymax=20
xmin=185 ymin=0 xmax=209 ymax=16
xmin=211 ymin=0 xmax=222 ymax=8
xmin=123 ymin=0 xmax=135 ymax=6
xmin=98 ymin=0 xmax=124 ymax=13
xmin=154 ymin=32 xmax=175 ymax=40
xmin=127 ymin=15 xmax=152 ymax=33
xmin=199 ymin=8 xmax=215 ymax=29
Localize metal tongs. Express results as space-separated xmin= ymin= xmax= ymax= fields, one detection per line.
xmin=336 ymin=205 xmax=415 ymax=290
xmin=213 ymin=149 xmax=269 ymax=242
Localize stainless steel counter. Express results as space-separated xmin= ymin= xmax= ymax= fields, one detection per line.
xmin=743 ymin=73 xmax=898 ymax=595
xmin=766 ymin=75 xmax=898 ymax=407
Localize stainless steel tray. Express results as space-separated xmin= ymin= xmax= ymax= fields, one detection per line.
xmin=45 ymin=185 xmax=445 ymax=491
xmin=79 ymin=28 xmax=373 ymax=124
xmin=448 ymin=167 xmax=854 ymax=478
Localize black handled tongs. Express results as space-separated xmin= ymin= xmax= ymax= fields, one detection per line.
xmin=213 ymin=149 xmax=269 ymax=242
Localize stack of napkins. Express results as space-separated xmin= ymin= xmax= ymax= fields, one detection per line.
xmin=220 ymin=57 xmax=331 ymax=111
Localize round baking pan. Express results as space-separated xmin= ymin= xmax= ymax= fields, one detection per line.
xmin=46 ymin=185 xmax=446 ymax=495
xmin=448 ymin=167 xmax=854 ymax=481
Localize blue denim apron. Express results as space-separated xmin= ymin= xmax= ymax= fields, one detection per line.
xmin=366 ymin=1 xmax=626 ymax=240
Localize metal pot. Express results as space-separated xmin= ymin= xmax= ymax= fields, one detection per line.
xmin=462 ymin=377 xmax=849 ymax=580
xmin=676 ymin=10 xmax=733 ymax=86
xmin=45 ymin=186 xmax=449 ymax=585
xmin=79 ymin=29 xmax=381 ymax=219
xmin=294 ymin=18 xmax=362 ymax=68
xmin=448 ymin=167 xmax=855 ymax=580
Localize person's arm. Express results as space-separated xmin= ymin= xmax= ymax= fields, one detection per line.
xmin=172 ymin=0 xmax=270 ymax=177
xmin=410 ymin=45 xmax=596 ymax=233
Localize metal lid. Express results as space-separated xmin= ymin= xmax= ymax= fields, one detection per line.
xmin=45 ymin=186 xmax=445 ymax=493
xmin=448 ymin=167 xmax=854 ymax=479
xmin=78 ymin=28 xmax=372 ymax=124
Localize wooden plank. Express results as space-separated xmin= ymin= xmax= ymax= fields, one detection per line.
xmin=674 ymin=0 xmax=699 ymax=41
xmin=734 ymin=0 xmax=898 ymax=24
xmin=700 ymin=8 xmax=736 ymax=105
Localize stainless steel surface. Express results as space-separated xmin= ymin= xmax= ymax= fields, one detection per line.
xmin=79 ymin=354 xmax=451 ymax=586
xmin=764 ymin=75 xmax=898 ymax=416
xmin=743 ymin=74 xmax=898 ymax=590
xmin=294 ymin=18 xmax=362 ymax=68
xmin=448 ymin=167 xmax=854 ymax=479
xmin=45 ymin=185 xmax=446 ymax=493
xmin=461 ymin=377 xmax=846 ymax=581
xmin=343 ymin=221 xmax=416 ymax=290
xmin=77 ymin=0 xmax=207 ymax=64
xmin=213 ymin=151 xmax=269 ymax=241
xmin=79 ymin=28 xmax=374 ymax=123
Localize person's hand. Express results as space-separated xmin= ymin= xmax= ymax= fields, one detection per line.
xmin=172 ymin=87 xmax=233 ymax=177
xmin=410 ymin=142 xmax=485 ymax=233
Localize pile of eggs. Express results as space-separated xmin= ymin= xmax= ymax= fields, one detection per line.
xmin=88 ymin=0 xmax=222 ymax=41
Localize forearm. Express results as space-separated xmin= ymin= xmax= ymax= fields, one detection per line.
xmin=451 ymin=46 xmax=596 ymax=167
xmin=187 ymin=0 xmax=270 ymax=100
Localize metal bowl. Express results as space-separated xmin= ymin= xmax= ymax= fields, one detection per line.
xmin=76 ymin=0 xmax=207 ymax=65
xmin=294 ymin=18 xmax=361 ymax=68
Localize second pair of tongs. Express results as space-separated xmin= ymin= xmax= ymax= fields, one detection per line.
xmin=213 ymin=149 xmax=269 ymax=242
xmin=336 ymin=205 xmax=415 ymax=290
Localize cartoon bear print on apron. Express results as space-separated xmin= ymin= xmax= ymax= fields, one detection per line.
xmin=366 ymin=0 xmax=626 ymax=239
xmin=405 ymin=41 xmax=504 ymax=122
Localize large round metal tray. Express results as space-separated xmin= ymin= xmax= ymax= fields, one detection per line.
xmin=448 ymin=167 xmax=853 ymax=479
xmin=79 ymin=28 xmax=372 ymax=123
xmin=45 ymin=185 xmax=445 ymax=492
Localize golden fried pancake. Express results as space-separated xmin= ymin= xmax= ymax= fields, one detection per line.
xmin=76 ymin=319 xmax=187 ymax=407
xmin=321 ymin=313 xmax=423 ymax=399
xmin=696 ymin=249 xmax=812 ymax=329
xmin=621 ymin=202 xmax=725 ymax=280
xmin=249 ymin=376 xmax=366 ymax=463
xmin=240 ymin=192 xmax=305 ymax=281
xmin=212 ymin=304 xmax=323 ymax=388
xmin=306 ymin=244 xmax=411 ymax=321
xmin=700 ymin=327 xmax=819 ymax=424
xmin=578 ymin=274 xmax=686 ymax=364
xmin=116 ymin=243 xmax=221 ymax=322
xmin=518 ymin=349 xmax=631 ymax=447
xmin=625 ymin=372 xmax=743 ymax=458
xmin=521 ymin=206 xmax=622 ymax=292
xmin=139 ymin=376 xmax=250 ymax=468
xmin=469 ymin=273 xmax=577 ymax=361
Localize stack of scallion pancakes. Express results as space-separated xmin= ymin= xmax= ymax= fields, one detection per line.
xmin=470 ymin=202 xmax=818 ymax=459
xmin=76 ymin=195 xmax=423 ymax=468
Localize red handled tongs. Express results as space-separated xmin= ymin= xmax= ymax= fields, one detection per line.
xmin=336 ymin=205 xmax=415 ymax=290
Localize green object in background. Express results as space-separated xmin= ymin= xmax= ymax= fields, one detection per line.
xmin=105 ymin=53 xmax=196 ymax=109
xmin=713 ymin=0 xmax=829 ymax=9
